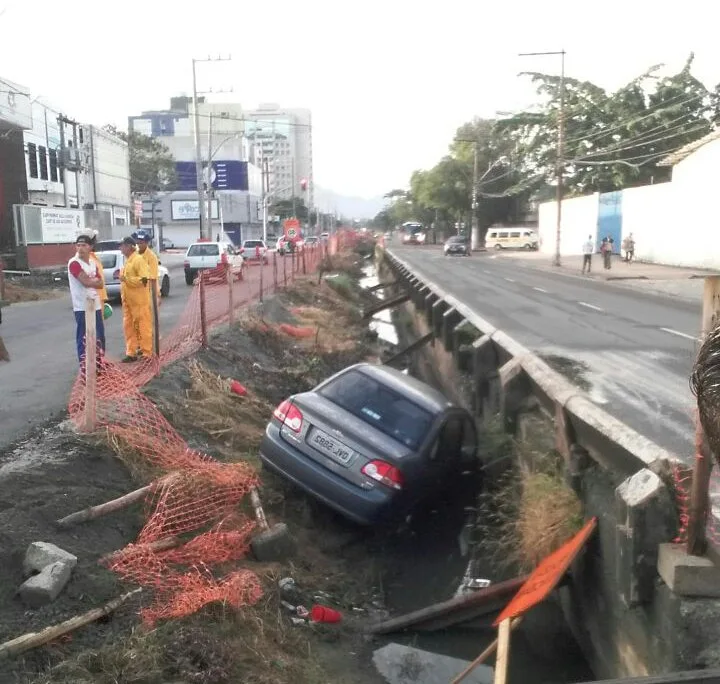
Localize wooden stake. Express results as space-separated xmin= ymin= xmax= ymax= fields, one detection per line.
xmin=56 ymin=483 xmax=153 ymax=528
xmin=259 ymin=254 xmax=265 ymax=302
xmin=83 ymin=297 xmax=97 ymax=432
xmin=451 ymin=617 xmax=522 ymax=684
xmin=227 ymin=263 xmax=235 ymax=325
xmin=151 ymin=281 xmax=160 ymax=364
xmin=0 ymin=335 xmax=8 ymax=363
xmin=250 ymin=488 xmax=269 ymax=531
xmin=0 ymin=588 xmax=141 ymax=660
xmin=101 ymin=536 xmax=182 ymax=564
xmin=199 ymin=273 xmax=208 ymax=348
xmin=687 ymin=275 xmax=720 ymax=556
xmin=493 ymin=617 xmax=512 ymax=684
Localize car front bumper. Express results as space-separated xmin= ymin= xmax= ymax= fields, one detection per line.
xmin=259 ymin=422 xmax=397 ymax=526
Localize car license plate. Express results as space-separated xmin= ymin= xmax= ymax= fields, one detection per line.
xmin=309 ymin=429 xmax=353 ymax=466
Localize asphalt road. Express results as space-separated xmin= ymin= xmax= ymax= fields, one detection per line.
xmin=391 ymin=245 xmax=701 ymax=460
xmin=0 ymin=259 xmax=192 ymax=450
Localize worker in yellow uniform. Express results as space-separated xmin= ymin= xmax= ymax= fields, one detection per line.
xmin=135 ymin=233 xmax=160 ymax=306
xmin=119 ymin=237 xmax=151 ymax=362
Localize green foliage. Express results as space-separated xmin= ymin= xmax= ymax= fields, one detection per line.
xmin=373 ymin=54 xmax=717 ymax=228
xmin=103 ymin=126 xmax=177 ymax=194
xmin=270 ymin=197 xmax=308 ymax=221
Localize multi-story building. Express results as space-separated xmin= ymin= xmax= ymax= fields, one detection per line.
xmin=245 ymin=104 xmax=313 ymax=207
xmin=0 ymin=75 xmax=130 ymax=267
xmin=129 ymin=98 xmax=263 ymax=246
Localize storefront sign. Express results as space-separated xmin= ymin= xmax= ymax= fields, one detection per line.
xmin=171 ymin=199 xmax=219 ymax=221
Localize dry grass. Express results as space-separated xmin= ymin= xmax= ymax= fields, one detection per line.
xmin=105 ymin=431 xmax=163 ymax=484
xmin=184 ymin=359 xmax=274 ymax=462
xmin=2 ymin=281 xmax=61 ymax=303
xmin=475 ymin=443 xmax=583 ymax=573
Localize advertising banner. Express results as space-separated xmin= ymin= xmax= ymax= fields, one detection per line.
xmin=171 ymin=199 xmax=220 ymax=221
xmin=40 ymin=208 xmax=86 ymax=243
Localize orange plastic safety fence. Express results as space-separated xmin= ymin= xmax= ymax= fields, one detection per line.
xmin=67 ymin=238 xmax=341 ymax=624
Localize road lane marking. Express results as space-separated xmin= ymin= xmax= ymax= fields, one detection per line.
xmin=661 ymin=327 xmax=699 ymax=342
xmin=533 ymin=287 xmax=548 ymax=293
xmin=578 ymin=301 xmax=603 ymax=312
xmin=504 ymin=277 xmax=516 ymax=283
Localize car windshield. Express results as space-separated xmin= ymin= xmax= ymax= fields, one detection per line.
xmin=98 ymin=253 xmax=118 ymax=269
xmin=244 ymin=240 xmax=264 ymax=248
xmin=187 ymin=244 xmax=220 ymax=256
xmin=448 ymin=237 xmax=464 ymax=244
xmin=320 ymin=369 xmax=433 ymax=449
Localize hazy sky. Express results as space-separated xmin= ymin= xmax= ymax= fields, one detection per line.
xmin=1 ymin=0 xmax=718 ymax=198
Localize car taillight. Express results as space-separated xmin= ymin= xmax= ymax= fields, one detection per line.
xmin=183 ymin=260 xmax=190 ymax=268
xmin=273 ymin=399 xmax=303 ymax=432
xmin=220 ymin=252 xmax=229 ymax=265
xmin=361 ymin=460 xmax=404 ymax=490
xmin=113 ymin=269 xmax=120 ymax=279
xmin=239 ymin=247 xmax=245 ymax=253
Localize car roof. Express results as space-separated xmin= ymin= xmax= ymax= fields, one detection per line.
xmin=336 ymin=363 xmax=454 ymax=414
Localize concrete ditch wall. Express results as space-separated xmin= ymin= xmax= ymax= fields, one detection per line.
xmin=380 ymin=248 xmax=720 ymax=680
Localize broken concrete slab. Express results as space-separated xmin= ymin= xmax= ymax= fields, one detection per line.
xmin=250 ymin=523 xmax=296 ymax=562
xmin=658 ymin=543 xmax=720 ymax=598
xmin=19 ymin=561 xmax=74 ymax=608
xmin=23 ymin=541 xmax=77 ymax=576
xmin=372 ymin=643 xmax=493 ymax=684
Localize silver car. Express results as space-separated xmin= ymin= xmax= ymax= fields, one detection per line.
xmin=260 ymin=363 xmax=479 ymax=525
xmin=97 ymin=250 xmax=171 ymax=302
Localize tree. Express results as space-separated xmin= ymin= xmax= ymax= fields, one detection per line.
xmin=269 ymin=197 xmax=308 ymax=221
xmin=103 ymin=126 xmax=177 ymax=194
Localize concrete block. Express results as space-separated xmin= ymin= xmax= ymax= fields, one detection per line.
xmin=441 ymin=307 xmax=462 ymax=350
xmin=251 ymin=523 xmax=296 ymax=562
xmin=431 ymin=298 xmax=449 ymax=338
xmin=658 ymin=543 xmax=720 ymax=598
xmin=615 ymin=469 xmax=674 ymax=606
xmin=23 ymin=541 xmax=77 ymax=576
xmin=19 ymin=560 xmax=74 ymax=607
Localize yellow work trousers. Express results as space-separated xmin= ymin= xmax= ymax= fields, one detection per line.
xmin=123 ymin=302 xmax=153 ymax=357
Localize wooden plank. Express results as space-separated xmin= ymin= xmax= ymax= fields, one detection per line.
xmin=451 ymin=617 xmax=522 ymax=684
xmin=83 ymin=297 xmax=97 ymax=432
xmin=383 ymin=333 xmax=433 ymax=368
xmin=493 ymin=618 xmax=512 ymax=684
xmin=362 ymin=292 xmax=410 ymax=319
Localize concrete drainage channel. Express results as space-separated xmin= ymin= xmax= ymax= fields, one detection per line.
xmin=359 ymin=260 xmax=593 ymax=684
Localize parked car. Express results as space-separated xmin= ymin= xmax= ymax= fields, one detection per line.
xmin=304 ymin=236 xmax=319 ymax=248
xmin=240 ymin=239 xmax=269 ymax=264
xmin=319 ymin=232 xmax=330 ymax=243
xmin=444 ymin=235 xmax=471 ymax=257
xmin=97 ymin=250 xmax=171 ymax=302
xmin=161 ymin=237 xmax=175 ymax=250
xmin=259 ymin=363 xmax=479 ymax=525
xmin=183 ymin=241 xmax=244 ymax=285
xmin=276 ymin=236 xmax=305 ymax=255
xmin=486 ymin=228 xmax=538 ymax=251
xmin=94 ymin=240 xmax=122 ymax=252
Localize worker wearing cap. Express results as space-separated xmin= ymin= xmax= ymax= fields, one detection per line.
xmin=119 ymin=237 xmax=151 ymax=362
xmin=136 ymin=234 xmax=160 ymax=306
xmin=87 ymin=231 xmax=108 ymax=303
xmin=68 ymin=234 xmax=106 ymax=364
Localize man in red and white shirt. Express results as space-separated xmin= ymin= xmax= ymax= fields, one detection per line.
xmin=68 ymin=234 xmax=106 ymax=364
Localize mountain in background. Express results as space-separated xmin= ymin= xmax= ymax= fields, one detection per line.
xmin=314 ymin=185 xmax=386 ymax=220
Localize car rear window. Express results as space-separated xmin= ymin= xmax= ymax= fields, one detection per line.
xmin=448 ymin=237 xmax=463 ymax=243
xmin=244 ymin=240 xmax=264 ymax=248
xmin=320 ymin=369 xmax=433 ymax=449
xmin=187 ymin=244 xmax=219 ymax=256
xmin=98 ymin=254 xmax=118 ymax=269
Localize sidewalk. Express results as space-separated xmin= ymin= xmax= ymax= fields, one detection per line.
xmin=495 ymin=252 xmax=715 ymax=304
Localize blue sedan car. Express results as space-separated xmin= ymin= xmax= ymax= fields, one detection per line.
xmin=260 ymin=363 xmax=479 ymax=525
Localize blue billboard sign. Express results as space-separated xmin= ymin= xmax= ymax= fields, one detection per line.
xmin=175 ymin=160 xmax=249 ymax=191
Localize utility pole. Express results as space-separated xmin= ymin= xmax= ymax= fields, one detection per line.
xmin=191 ymin=55 xmax=231 ymax=239
xmin=291 ymin=157 xmax=297 ymax=218
xmin=58 ymin=116 xmax=68 ymax=208
xmin=519 ymin=49 xmax=566 ymax=267
xmin=207 ymin=112 xmax=213 ymax=240
xmin=72 ymin=121 xmax=81 ymax=209
xmin=262 ymin=158 xmax=270 ymax=243
xmin=471 ymin=141 xmax=479 ymax=251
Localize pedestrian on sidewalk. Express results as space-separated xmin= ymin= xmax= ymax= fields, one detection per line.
xmin=68 ymin=234 xmax=106 ymax=366
xmin=582 ymin=235 xmax=594 ymax=274
xmin=119 ymin=237 xmax=151 ymax=362
xmin=601 ymin=237 xmax=613 ymax=270
xmin=622 ymin=233 xmax=635 ymax=262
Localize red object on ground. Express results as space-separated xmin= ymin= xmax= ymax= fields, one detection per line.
xmin=229 ymin=379 xmax=247 ymax=396
xmin=311 ymin=604 xmax=342 ymax=623
xmin=279 ymin=323 xmax=315 ymax=339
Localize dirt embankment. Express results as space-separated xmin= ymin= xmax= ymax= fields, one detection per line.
xmin=0 ymin=257 xmax=396 ymax=684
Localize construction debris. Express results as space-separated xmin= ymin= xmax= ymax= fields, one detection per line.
xmin=23 ymin=542 xmax=77 ymax=576
xmin=19 ymin=561 xmax=74 ymax=608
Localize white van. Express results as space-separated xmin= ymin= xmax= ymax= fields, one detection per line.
xmin=486 ymin=228 xmax=538 ymax=251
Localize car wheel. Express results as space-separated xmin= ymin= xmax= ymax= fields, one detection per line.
xmin=524 ymin=243 xmax=532 ymax=250
xmin=494 ymin=244 xmax=503 ymax=250
xmin=161 ymin=275 xmax=170 ymax=297
xmin=185 ymin=271 xmax=194 ymax=286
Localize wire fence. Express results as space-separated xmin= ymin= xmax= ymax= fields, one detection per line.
xmin=66 ymin=234 xmax=355 ymax=625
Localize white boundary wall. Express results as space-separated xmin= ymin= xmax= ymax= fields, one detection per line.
xmin=538 ymin=192 xmax=599 ymax=255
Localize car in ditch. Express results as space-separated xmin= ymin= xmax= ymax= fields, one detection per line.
xmin=259 ymin=363 xmax=479 ymax=526
xmin=444 ymin=235 xmax=471 ymax=257
xmin=97 ymin=250 xmax=171 ymax=302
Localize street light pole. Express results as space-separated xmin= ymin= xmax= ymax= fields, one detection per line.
xmin=471 ymin=142 xmax=479 ymax=250
xmin=519 ymin=49 xmax=566 ymax=267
